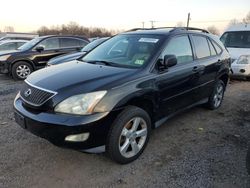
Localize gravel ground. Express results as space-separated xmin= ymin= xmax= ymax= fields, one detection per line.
xmin=0 ymin=74 xmax=249 ymax=188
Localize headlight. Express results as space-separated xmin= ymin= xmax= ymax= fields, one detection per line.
xmin=236 ymin=55 xmax=250 ymax=64
xmin=0 ymin=55 xmax=11 ymax=61
xmin=54 ymin=91 xmax=107 ymax=115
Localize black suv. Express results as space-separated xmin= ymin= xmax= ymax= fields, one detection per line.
xmin=0 ymin=35 xmax=89 ymax=80
xmin=14 ymin=27 xmax=230 ymax=164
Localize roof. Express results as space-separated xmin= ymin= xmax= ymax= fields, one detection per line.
xmin=225 ymin=23 xmax=250 ymax=32
xmin=37 ymin=35 xmax=90 ymax=42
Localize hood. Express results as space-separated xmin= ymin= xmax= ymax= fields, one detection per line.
xmin=227 ymin=48 xmax=250 ymax=60
xmin=26 ymin=60 xmax=136 ymax=94
xmin=48 ymin=52 xmax=85 ymax=65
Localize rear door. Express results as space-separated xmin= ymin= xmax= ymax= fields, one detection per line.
xmin=155 ymin=34 xmax=201 ymax=119
xmin=59 ymin=37 xmax=88 ymax=54
xmin=190 ymin=34 xmax=222 ymax=101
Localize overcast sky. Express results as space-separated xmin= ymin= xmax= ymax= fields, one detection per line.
xmin=0 ymin=0 xmax=249 ymax=33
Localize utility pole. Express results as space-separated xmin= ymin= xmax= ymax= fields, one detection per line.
xmin=186 ymin=13 xmax=191 ymax=28
xmin=150 ymin=21 xmax=155 ymax=28
xmin=142 ymin=21 xmax=145 ymax=28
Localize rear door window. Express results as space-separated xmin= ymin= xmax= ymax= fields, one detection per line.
xmin=192 ymin=35 xmax=210 ymax=59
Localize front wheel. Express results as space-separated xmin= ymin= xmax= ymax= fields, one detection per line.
xmin=206 ymin=80 xmax=225 ymax=110
xmin=11 ymin=61 xmax=33 ymax=80
xmin=107 ymin=106 xmax=151 ymax=164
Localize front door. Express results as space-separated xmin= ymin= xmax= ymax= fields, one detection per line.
xmin=155 ymin=35 xmax=201 ymax=119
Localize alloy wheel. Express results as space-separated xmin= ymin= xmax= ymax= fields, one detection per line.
xmin=16 ymin=65 xmax=31 ymax=79
xmin=118 ymin=117 xmax=148 ymax=158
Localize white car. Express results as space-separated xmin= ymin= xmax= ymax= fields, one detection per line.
xmin=220 ymin=23 xmax=250 ymax=79
xmin=0 ymin=40 xmax=28 ymax=52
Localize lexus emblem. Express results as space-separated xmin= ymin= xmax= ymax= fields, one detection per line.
xmin=24 ymin=89 xmax=32 ymax=97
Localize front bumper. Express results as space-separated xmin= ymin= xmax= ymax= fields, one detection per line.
xmin=0 ymin=60 xmax=9 ymax=74
xmin=14 ymin=97 xmax=119 ymax=150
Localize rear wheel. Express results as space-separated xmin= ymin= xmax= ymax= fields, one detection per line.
xmin=206 ymin=80 xmax=225 ymax=110
xmin=107 ymin=106 xmax=151 ymax=164
xmin=12 ymin=61 xmax=33 ymax=80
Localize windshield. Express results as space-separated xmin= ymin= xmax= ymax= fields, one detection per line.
xmin=82 ymin=34 xmax=163 ymax=68
xmin=18 ymin=37 xmax=41 ymax=51
xmin=220 ymin=31 xmax=250 ymax=48
xmin=81 ymin=38 xmax=108 ymax=52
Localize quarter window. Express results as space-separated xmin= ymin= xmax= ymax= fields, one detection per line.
xmin=207 ymin=39 xmax=217 ymax=56
xmin=192 ymin=35 xmax=210 ymax=59
xmin=211 ymin=40 xmax=222 ymax=54
xmin=161 ymin=35 xmax=193 ymax=64
xmin=39 ymin=38 xmax=60 ymax=50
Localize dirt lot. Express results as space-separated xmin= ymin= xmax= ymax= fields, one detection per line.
xmin=0 ymin=74 xmax=249 ymax=188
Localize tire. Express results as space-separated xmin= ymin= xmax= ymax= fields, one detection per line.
xmin=11 ymin=61 xmax=33 ymax=80
xmin=206 ymin=80 xmax=225 ymax=110
xmin=246 ymin=147 xmax=250 ymax=175
xmin=107 ymin=106 xmax=151 ymax=164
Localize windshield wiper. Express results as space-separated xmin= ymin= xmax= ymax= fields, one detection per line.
xmin=86 ymin=60 xmax=117 ymax=66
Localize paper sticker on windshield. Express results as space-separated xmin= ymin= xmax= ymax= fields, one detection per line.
xmin=139 ymin=38 xmax=159 ymax=43
xmin=134 ymin=59 xmax=145 ymax=65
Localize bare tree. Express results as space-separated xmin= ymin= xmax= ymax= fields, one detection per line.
xmin=243 ymin=11 xmax=250 ymax=23
xmin=207 ymin=25 xmax=220 ymax=35
xmin=4 ymin=26 xmax=14 ymax=32
xmin=176 ymin=21 xmax=184 ymax=27
xmin=37 ymin=22 xmax=117 ymax=37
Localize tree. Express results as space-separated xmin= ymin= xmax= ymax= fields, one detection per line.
xmin=175 ymin=21 xmax=184 ymax=27
xmin=243 ymin=11 xmax=250 ymax=23
xmin=4 ymin=26 xmax=14 ymax=32
xmin=207 ymin=25 xmax=220 ymax=35
xmin=37 ymin=22 xmax=116 ymax=37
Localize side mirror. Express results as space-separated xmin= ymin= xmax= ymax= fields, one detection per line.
xmin=35 ymin=45 xmax=44 ymax=52
xmin=163 ymin=55 xmax=177 ymax=68
xmin=76 ymin=47 xmax=82 ymax=51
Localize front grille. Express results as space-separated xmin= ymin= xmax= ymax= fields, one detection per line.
xmin=20 ymin=81 xmax=57 ymax=106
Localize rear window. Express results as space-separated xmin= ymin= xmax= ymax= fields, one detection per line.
xmin=220 ymin=31 xmax=250 ymax=48
xmin=192 ymin=35 xmax=210 ymax=59
xmin=60 ymin=38 xmax=88 ymax=48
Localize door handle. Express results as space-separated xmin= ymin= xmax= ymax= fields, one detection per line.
xmin=192 ymin=66 xmax=205 ymax=72
xmin=192 ymin=66 xmax=200 ymax=72
xmin=216 ymin=59 xmax=222 ymax=65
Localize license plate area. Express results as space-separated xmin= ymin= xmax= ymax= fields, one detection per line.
xmin=14 ymin=111 xmax=26 ymax=129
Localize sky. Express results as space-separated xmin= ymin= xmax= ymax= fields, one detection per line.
xmin=0 ymin=0 xmax=249 ymax=34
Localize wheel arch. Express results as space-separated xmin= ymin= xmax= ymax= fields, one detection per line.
xmin=218 ymin=73 xmax=229 ymax=88
xmin=10 ymin=59 xmax=35 ymax=74
xmin=117 ymin=95 xmax=157 ymax=129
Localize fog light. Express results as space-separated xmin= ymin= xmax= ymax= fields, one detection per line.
xmin=65 ymin=133 xmax=89 ymax=142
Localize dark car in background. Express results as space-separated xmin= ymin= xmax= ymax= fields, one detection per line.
xmin=14 ymin=27 xmax=230 ymax=164
xmin=0 ymin=35 xmax=89 ymax=80
xmin=47 ymin=37 xmax=109 ymax=66
xmin=0 ymin=40 xmax=28 ymax=51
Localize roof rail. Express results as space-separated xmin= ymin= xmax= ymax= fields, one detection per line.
xmin=125 ymin=27 xmax=209 ymax=33
xmin=170 ymin=27 xmax=209 ymax=33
